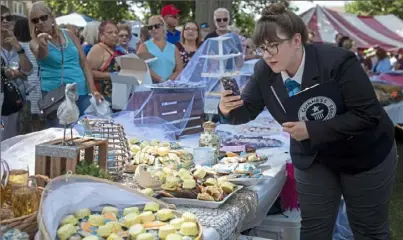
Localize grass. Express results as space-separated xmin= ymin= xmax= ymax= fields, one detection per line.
xmin=390 ymin=138 xmax=403 ymax=240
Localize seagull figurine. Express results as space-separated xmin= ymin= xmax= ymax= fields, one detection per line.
xmin=57 ymin=83 xmax=80 ymax=145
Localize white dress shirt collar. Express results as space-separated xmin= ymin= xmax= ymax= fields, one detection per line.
xmin=280 ymin=47 xmax=306 ymax=84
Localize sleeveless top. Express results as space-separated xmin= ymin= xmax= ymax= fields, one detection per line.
xmin=38 ymin=29 xmax=88 ymax=95
xmin=144 ymin=39 xmax=176 ymax=82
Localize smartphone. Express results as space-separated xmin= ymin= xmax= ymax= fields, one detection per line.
xmin=221 ymin=77 xmax=241 ymax=96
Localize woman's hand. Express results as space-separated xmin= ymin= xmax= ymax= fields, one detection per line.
xmin=5 ymin=69 xmax=19 ymax=79
xmin=37 ymin=33 xmax=52 ymax=47
xmin=219 ymin=90 xmax=243 ymax=117
xmin=92 ymin=91 xmax=104 ymax=103
xmin=3 ymin=30 xmax=22 ymax=51
xmin=282 ymin=121 xmax=310 ymax=141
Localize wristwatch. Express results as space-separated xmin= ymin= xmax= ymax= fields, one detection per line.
xmin=17 ymin=48 xmax=25 ymax=55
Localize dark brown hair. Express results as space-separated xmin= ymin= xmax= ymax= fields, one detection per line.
xmin=99 ymin=20 xmax=117 ymax=35
xmin=376 ymin=48 xmax=387 ymax=60
xmin=117 ymin=23 xmax=132 ymax=36
xmin=14 ymin=18 xmax=31 ymax=42
xmin=1 ymin=5 xmax=10 ymax=14
xmin=140 ymin=26 xmax=151 ymax=41
xmin=252 ymin=3 xmax=308 ymax=46
xmin=181 ymin=21 xmax=202 ymax=47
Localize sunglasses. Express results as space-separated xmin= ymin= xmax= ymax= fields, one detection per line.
xmin=147 ymin=23 xmax=162 ymax=30
xmin=1 ymin=15 xmax=12 ymax=22
xmin=31 ymin=15 xmax=48 ymax=24
xmin=216 ymin=18 xmax=228 ymax=23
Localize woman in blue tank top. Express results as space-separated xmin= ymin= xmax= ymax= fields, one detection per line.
xmin=137 ymin=15 xmax=183 ymax=83
xmin=28 ymin=2 xmax=103 ymax=126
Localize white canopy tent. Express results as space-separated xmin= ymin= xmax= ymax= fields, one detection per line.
xmin=56 ymin=12 xmax=98 ymax=27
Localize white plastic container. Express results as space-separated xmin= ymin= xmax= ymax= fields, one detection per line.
xmin=251 ymin=210 xmax=301 ymax=240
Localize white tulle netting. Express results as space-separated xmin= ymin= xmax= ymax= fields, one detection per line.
xmin=36 ymin=175 xmax=167 ymax=240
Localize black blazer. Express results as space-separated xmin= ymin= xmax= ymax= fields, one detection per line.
xmin=223 ymin=43 xmax=395 ymax=174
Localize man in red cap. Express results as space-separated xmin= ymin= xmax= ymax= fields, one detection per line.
xmin=161 ymin=4 xmax=181 ymax=44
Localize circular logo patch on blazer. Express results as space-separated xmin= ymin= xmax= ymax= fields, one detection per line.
xmin=298 ymin=96 xmax=337 ymax=121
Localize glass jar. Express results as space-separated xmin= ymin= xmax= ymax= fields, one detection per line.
xmin=199 ymin=121 xmax=220 ymax=162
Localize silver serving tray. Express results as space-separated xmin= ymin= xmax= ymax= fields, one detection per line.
xmin=161 ymin=185 xmax=243 ymax=209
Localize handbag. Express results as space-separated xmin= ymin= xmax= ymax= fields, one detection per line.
xmin=37 ymin=36 xmax=66 ymax=117
xmin=1 ymin=57 xmax=24 ymax=116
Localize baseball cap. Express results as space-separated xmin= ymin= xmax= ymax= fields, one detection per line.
xmin=161 ymin=4 xmax=180 ymax=17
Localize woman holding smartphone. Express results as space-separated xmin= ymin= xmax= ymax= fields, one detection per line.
xmin=219 ymin=3 xmax=396 ymax=240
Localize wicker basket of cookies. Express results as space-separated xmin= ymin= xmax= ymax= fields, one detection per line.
xmin=36 ymin=174 xmax=203 ymax=240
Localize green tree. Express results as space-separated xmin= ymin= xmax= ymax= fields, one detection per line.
xmin=45 ymin=0 xmax=137 ymax=22
xmin=345 ymin=0 xmax=403 ymax=19
xmin=232 ymin=0 xmax=297 ymax=36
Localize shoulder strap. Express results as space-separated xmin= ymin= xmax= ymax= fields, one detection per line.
xmin=59 ymin=30 xmax=64 ymax=85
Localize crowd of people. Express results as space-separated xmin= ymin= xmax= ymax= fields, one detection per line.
xmin=1 ymin=0 xmax=402 ymax=141
xmin=0 ymin=1 xmax=258 ymax=141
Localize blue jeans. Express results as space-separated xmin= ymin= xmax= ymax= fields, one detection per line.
xmin=41 ymin=91 xmax=91 ymax=128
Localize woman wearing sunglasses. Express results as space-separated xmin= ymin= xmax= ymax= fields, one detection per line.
xmin=219 ymin=3 xmax=396 ymax=240
xmin=137 ymin=15 xmax=183 ymax=83
xmin=28 ymin=1 xmax=103 ymax=126
xmin=1 ymin=5 xmax=33 ymax=140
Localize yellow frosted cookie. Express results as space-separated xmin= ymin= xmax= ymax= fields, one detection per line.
xmin=123 ymin=207 xmax=140 ymax=216
xmin=193 ymin=168 xmax=207 ymax=179
xmin=169 ymin=218 xmax=184 ymax=230
xmin=182 ymin=179 xmax=196 ymax=189
xmin=105 ymin=221 xmax=122 ymax=233
xmin=144 ymin=202 xmax=160 ymax=212
xmin=140 ymin=188 xmax=154 ymax=197
xmin=82 ymin=236 xmax=99 ymax=240
xmin=180 ymin=222 xmax=199 ymax=236
xmin=181 ymin=212 xmax=197 ymax=223
xmin=220 ymin=181 xmax=234 ymax=193
xmin=128 ymin=224 xmax=145 ymax=239
xmin=165 ymin=176 xmax=179 ymax=188
xmin=136 ymin=232 xmax=154 ymax=240
xmin=205 ymin=178 xmax=217 ymax=186
xmin=157 ymin=209 xmax=174 ymax=221
xmin=166 ymin=233 xmax=183 ymax=240
xmin=61 ymin=215 xmax=78 ymax=226
xmin=88 ymin=214 xmax=106 ymax=226
xmin=107 ymin=233 xmax=123 ymax=240
xmin=74 ymin=208 xmax=91 ymax=219
xmin=139 ymin=211 xmax=155 ymax=223
xmin=158 ymin=224 xmax=176 ymax=239
xmin=57 ymin=224 xmax=77 ymax=240
xmin=123 ymin=213 xmax=141 ymax=227
xmin=102 ymin=206 xmax=119 ymax=216
xmin=97 ymin=224 xmax=113 ymax=237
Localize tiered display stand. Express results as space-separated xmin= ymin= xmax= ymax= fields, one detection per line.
xmin=200 ymin=36 xmax=242 ymax=118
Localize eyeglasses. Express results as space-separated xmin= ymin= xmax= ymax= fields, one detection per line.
xmin=215 ymin=18 xmax=228 ymax=23
xmin=31 ymin=15 xmax=48 ymax=24
xmin=184 ymin=27 xmax=197 ymax=32
xmin=1 ymin=15 xmax=12 ymax=22
xmin=260 ymin=38 xmax=290 ymax=56
xmin=147 ymin=23 xmax=162 ymax=30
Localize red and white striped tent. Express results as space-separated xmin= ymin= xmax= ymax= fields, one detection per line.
xmin=300 ymin=5 xmax=403 ymax=50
